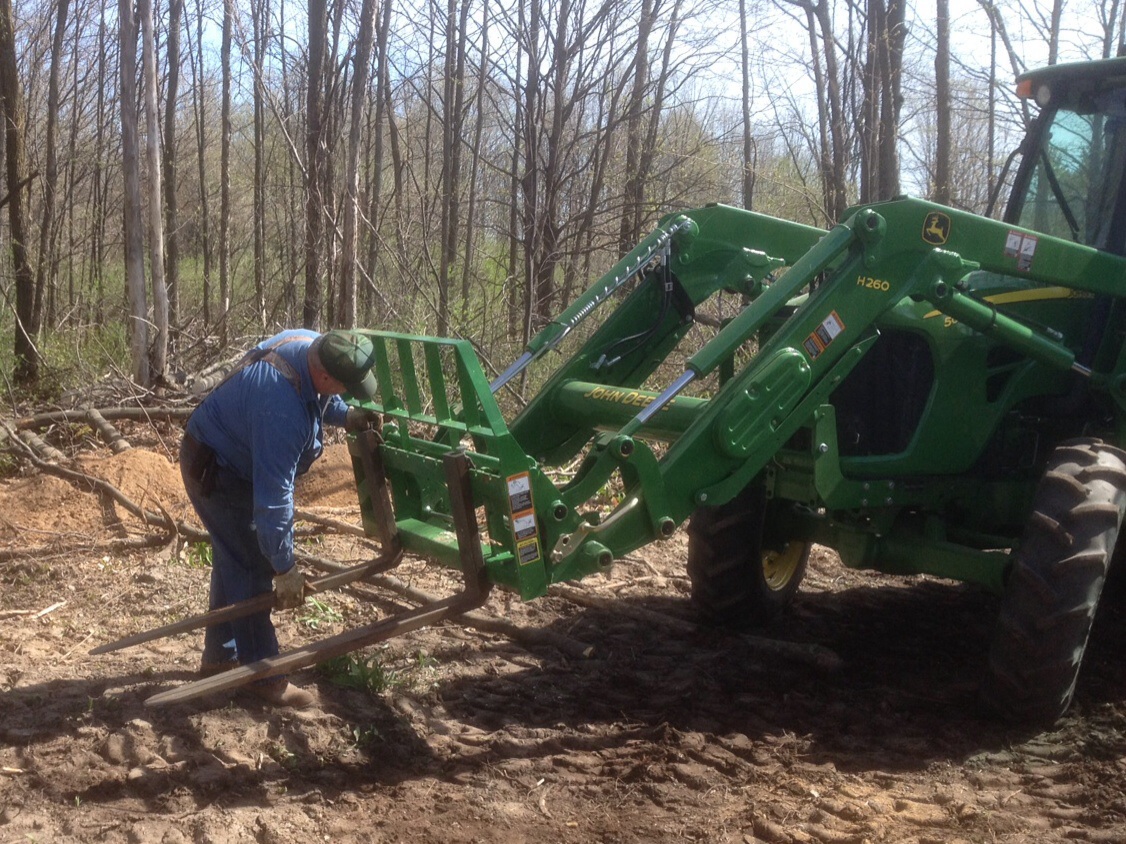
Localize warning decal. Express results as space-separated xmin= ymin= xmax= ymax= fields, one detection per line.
xmin=803 ymin=311 xmax=846 ymax=361
xmin=1004 ymin=230 xmax=1039 ymax=271
xmin=507 ymin=472 xmax=541 ymax=566
xmin=517 ymin=538 xmax=542 ymax=565
xmin=507 ymin=473 xmax=533 ymax=513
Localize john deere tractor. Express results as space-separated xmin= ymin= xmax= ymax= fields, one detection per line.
xmin=132 ymin=56 xmax=1126 ymax=723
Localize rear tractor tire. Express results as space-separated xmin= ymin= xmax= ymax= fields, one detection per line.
xmin=982 ymin=438 xmax=1126 ymax=724
xmin=687 ymin=485 xmax=810 ymax=627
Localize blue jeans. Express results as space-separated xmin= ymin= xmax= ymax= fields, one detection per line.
xmin=179 ymin=434 xmax=280 ymax=666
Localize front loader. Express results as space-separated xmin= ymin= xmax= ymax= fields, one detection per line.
xmin=109 ymin=56 xmax=1126 ymax=725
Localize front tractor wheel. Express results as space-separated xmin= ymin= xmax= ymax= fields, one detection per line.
xmin=982 ymin=438 xmax=1126 ymax=725
xmin=687 ymin=485 xmax=810 ymax=627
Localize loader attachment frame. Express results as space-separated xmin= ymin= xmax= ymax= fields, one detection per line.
xmin=347 ymin=198 xmax=1126 ymax=598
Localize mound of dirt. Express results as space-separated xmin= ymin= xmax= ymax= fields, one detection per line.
xmin=296 ymin=442 xmax=361 ymax=509
xmin=0 ymin=473 xmax=104 ymax=543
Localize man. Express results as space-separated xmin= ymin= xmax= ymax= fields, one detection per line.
xmin=179 ymin=328 xmax=379 ymax=708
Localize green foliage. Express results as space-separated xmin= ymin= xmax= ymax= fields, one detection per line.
xmin=179 ymin=542 xmax=213 ymax=569
xmin=267 ymin=742 xmax=299 ymax=769
xmin=298 ymin=598 xmax=344 ymax=630
xmin=317 ymin=651 xmax=400 ymax=695
xmin=348 ymin=723 xmax=383 ymax=749
xmin=0 ymin=320 xmax=131 ymax=403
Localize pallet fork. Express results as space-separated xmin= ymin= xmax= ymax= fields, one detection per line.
xmin=91 ymin=431 xmax=493 ymax=707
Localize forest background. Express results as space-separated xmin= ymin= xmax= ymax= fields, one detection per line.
xmin=0 ymin=0 xmax=1121 ymax=400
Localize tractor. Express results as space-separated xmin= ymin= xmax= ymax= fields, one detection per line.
xmin=119 ymin=56 xmax=1126 ymax=725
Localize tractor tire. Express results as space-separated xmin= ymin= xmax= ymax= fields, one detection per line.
xmin=981 ymin=438 xmax=1126 ymax=725
xmin=687 ymin=485 xmax=810 ymax=627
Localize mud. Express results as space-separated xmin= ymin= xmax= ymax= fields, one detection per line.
xmin=2 ymin=426 xmax=1125 ymax=843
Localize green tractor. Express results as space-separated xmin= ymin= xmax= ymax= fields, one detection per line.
xmin=134 ymin=57 xmax=1126 ymax=723
xmin=347 ymin=55 xmax=1126 ymax=726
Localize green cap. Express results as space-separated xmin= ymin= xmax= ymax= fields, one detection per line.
xmin=314 ymin=330 xmax=378 ymax=400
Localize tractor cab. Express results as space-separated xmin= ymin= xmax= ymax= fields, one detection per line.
xmin=1006 ymin=57 xmax=1126 ymax=253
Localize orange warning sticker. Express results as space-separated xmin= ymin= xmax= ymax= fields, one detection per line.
xmin=802 ymin=311 xmax=846 ymax=361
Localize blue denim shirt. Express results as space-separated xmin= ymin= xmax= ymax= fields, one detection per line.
xmin=186 ymin=329 xmax=349 ymax=574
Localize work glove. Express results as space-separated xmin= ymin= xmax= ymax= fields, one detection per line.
xmin=273 ymin=565 xmax=306 ymax=610
xmin=345 ymin=406 xmax=382 ymax=432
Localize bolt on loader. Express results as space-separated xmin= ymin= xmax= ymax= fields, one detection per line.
xmin=108 ymin=56 xmax=1126 ymax=724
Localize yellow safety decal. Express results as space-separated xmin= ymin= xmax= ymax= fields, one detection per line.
xmin=923 ymin=212 xmax=951 ymax=245
xmin=802 ymin=311 xmax=846 ymax=360
xmin=516 ymin=537 xmax=542 ymax=566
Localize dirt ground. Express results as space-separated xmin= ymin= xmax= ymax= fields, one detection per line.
xmin=2 ymin=420 xmax=1126 ymax=844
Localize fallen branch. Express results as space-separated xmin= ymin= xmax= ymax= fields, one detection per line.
xmin=17 ymin=428 xmax=68 ymax=464
xmin=86 ymin=407 xmax=131 ymax=453
xmin=34 ymin=601 xmax=67 ymax=619
xmin=0 ymin=533 xmax=173 ymax=562
xmin=15 ymin=406 xmax=193 ymax=430
xmin=294 ymin=508 xmax=367 ymax=538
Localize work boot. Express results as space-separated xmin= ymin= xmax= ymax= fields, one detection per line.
xmin=246 ymin=677 xmax=316 ymax=709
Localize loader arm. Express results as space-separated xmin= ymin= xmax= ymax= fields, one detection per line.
xmin=351 ymin=198 xmax=1126 ymax=599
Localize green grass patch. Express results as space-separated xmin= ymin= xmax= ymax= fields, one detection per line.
xmin=178 ymin=542 xmax=213 ymax=569
xmin=298 ymin=597 xmax=344 ymax=630
xmin=318 ymin=651 xmax=400 ymax=695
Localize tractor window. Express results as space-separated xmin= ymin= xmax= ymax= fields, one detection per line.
xmin=1016 ymin=91 xmax=1126 ymax=250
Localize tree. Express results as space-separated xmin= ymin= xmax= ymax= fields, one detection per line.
xmin=0 ymin=0 xmax=38 ymax=383
xmin=740 ymin=0 xmax=757 ymax=209
xmin=164 ymin=0 xmax=183 ymax=339
xmin=219 ymin=0 xmax=232 ymax=346
xmin=304 ymin=0 xmax=327 ymax=329
xmin=33 ymin=0 xmax=69 ymax=331
xmin=119 ymin=0 xmax=150 ymax=385
xmin=337 ymin=0 xmax=378 ymax=329
xmin=934 ymin=0 xmax=951 ymax=204
xmin=140 ymin=0 xmax=169 ymax=379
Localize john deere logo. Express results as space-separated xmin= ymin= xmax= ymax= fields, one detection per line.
xmin=922 ymin=212 xmax=951 ymax=245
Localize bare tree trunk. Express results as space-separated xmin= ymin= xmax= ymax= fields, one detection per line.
xmin=190 ymin=0 xmax=212 ymax=328
xmin=304 ymin=0 xmax=327 ymax=329
xmin=219 ymin=0 xmax=232 ymax=346
xmin=164 ymin=0 xmax=182 ymax=343
xmin=520 ymin=0 xmax=540 ymax=342
xmin=618 ymin=0 xmax=654 ymax=253
xmin=507 ymin=0 xmax=524 ymax=340
xmin=252 ymin=0 xmax=267 ymax=329
xmin=934 ymin=0 xmax=951 ymax=205
xmin=91 ymin=3 xmax=109 ymax=322
xmin=438 ymin=0 xmax=469 ymax=335
xmin=740 ymin=0 xmax=756 ymax=209
xmin=139 ymin=0 xmax=168 ymax=380
xmin=118 ymin=0 xmax=150 ymax=385
xmin=338 ymin=0 xmax=377 ymax=329
xmin=637 ymin=0 xmax=682 ymax=227
xmin=1048 ymin=0 xmax=1062 ymax=64
xmin=460 ymin=0 xmax=488 ymax=309
xmin=789 ymin=0 xmax=848 ymax=223
xmin=363 ymin=0 xmax=393 ymax=322
xmin=877 ymin=0 xmax=904 ymax=200
xmin=34 ymin=0 xmax=70 ymax=332
xmin=0 ymin=0 xmax=38 ymax=383
xmin=1101 ymin=0 xmax=1122 ymax=57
